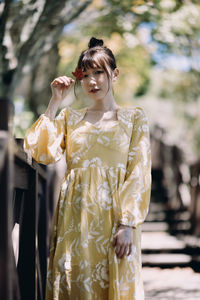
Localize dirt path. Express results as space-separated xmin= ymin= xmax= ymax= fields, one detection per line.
xmin=143 ymin=267 xmax=200 ymax=299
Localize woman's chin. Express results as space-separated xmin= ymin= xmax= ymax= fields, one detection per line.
xmin=88 ymin=94 xmax=103 ymax=101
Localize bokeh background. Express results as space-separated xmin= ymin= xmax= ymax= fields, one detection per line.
xmin=1 ymin=0 xmax=200 ymax=298
xmin=3 ymin=0 xmax=199 ymax=163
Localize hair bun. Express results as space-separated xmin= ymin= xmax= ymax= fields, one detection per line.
xmin=88 ymin=37 xmax=104 ymax=48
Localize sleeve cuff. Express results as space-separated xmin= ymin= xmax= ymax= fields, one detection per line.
xmin=119 ymin=214 xmax=137 ymax=228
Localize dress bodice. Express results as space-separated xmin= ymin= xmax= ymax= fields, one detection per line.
xmin=65 ymin=106 xmax=134 ymax=170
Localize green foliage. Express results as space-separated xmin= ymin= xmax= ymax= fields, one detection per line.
xmin=134 ymin=75 xmax=150 ymax=97
xmin=12 ymin=0 xmax=200 ymax=156
xmin=13 ymin=96 xmax=34 ymax=137
xmin=159 ymin=70 xmax=200 ymax=102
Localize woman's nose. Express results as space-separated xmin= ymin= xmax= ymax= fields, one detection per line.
xmin=88 ymin=75 xmax=96 ymax=85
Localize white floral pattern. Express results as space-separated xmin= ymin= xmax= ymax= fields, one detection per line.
xmin=93 ymin=259 xmax=109 ymax=288
xmin=24 ymin=105 xmax=152 ymax=300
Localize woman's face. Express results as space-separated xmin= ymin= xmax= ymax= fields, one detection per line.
xmin=80 ymin=66 xmax=114 ymax=101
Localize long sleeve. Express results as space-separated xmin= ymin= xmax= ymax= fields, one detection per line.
xmin=118 ymin=107 xmax=152 ymax=228
xmin=23 ymin=107 xmax=67 ymax=165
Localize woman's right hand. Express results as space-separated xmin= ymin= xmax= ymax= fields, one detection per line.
xmin=51 ymin=76 xmax=75 ymax=102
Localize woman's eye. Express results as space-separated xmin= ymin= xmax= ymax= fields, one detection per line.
xmin=96 ymin=70 xmax=103 ymax=74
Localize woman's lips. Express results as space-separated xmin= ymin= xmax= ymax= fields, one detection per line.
xmin=90 ymin=88 xmax=100 ymax=93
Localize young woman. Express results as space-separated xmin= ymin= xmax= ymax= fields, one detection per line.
xmin=24 ymin=37 xmax=152 ymax=300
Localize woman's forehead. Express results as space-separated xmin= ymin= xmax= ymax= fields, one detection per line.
xmin=82 ymin=60 xmax=102 ymax=70
xmin=83 ymin=66 xmax=102 ymax=72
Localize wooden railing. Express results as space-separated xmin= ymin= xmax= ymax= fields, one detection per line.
xmin=190 ymin=160 xmax=200 ymax=236
xmin=0 ymin=98 xmax=17 ymax=300
xmin=0 ymin=98 xmax=53 ymax=300
xmin=151 ymin=130 xmax=200 ymax=237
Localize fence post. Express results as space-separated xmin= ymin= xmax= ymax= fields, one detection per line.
xmin=17 ymin=166 xmax=38 ymax=300
xmin=0 ymin=98 xmax=18 ymax=300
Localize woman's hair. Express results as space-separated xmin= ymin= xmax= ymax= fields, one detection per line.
xmin=74 ymin=37 xmax=117 ymax=97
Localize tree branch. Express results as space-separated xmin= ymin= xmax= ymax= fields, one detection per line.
xmin=0 ymin=0 xmax=13 ymax=96
xmin=8 ymin=0 xmax=92 ymax=98
xmin=0 ymin=0 xmax=12 ymax=44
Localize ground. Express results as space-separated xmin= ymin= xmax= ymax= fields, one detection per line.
xmin=143 ymin=267 xmax=200 ymax=299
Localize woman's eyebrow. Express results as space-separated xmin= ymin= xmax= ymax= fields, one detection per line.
xmin=94 ymin=67 xmax=103 ymax=70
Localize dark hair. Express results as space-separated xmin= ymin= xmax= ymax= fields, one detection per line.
xmin=74 ymin=37 xmax=117 ymax=97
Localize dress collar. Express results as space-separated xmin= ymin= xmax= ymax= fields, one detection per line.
xmin=67 ymin=106 xmax=134 ymax=135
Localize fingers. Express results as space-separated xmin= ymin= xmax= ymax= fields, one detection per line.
xmin=61 ymin=76 xmax=74 ymax=86
xmin=53 ymin=78 xmax=73 ymax=87
xmin=128 ymin=243 xmax=132 ymax=256
xmin=51 ymin=76 xmax=74 ymax=88
xmin=112 ymin=235 xmax=117 ymax=247
xmin=112 ymin=226 xmax=133 ymax=259
xmin=113 ymin=234 xmax=132 ymax=258
xmin=115 ymin=244 xmax=131 ymax=259
xmin=116 ymin=244 xmax=126 ymax=259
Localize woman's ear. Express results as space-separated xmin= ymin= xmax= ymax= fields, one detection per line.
xmin=112 ymin=68 xmax=119 ymax=82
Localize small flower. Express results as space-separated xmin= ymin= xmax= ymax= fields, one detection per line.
xmin=92 ymin=259 xmax=109 ymax=288
xmin=72 ymin=67 xmax=84 ymax=80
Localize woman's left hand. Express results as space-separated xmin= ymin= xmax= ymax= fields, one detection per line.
xmin=112 ymin=224 xmax=133 ymax=259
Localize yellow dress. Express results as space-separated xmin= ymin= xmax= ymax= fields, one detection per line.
xmin=24 ymin=105 xmax=151 ymax=300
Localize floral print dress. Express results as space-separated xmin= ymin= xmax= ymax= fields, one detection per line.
xmin=24 ymin=105 xmax=152 ymax=300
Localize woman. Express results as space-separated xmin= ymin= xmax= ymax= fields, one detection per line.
xmin=24 ymin=37 xmax=152 ymax=300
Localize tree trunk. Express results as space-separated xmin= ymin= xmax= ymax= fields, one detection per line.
xmin=0 ymin=0 xmax=92 ymax=100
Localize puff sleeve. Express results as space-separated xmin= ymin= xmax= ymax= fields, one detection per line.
xmin=23 ymin=108 xmax=67 ymax=165
xmin=118 ymin=107 xmax=152 ymax=228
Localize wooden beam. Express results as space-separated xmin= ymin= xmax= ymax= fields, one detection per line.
xmin=0 ymin=98 xmax=18 ymax=300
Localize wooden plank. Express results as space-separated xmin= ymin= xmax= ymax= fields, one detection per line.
xmin=0 ymin=98 xmax=19 ymax=300
xmin=0 ymin=131 xmax=8 ymax=172
xmin=17 ymin=168 xmax=38 ymax=300
xmin=0 ymin=98 xmax=14 ymax=130
xmin=37 ymin=182 xmax=48 ymax=300
xmin=14 ymin=158 xmax=29 ymax=189
xmin=0 ymin=150 xmax=12 ymax=300
xmin=14 ymin=138 xmax=47 ymax=180
xmin=14 ymin=145 xmax=47 ymax=190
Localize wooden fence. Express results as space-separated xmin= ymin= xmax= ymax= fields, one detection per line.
xmin=0 ymin=98 xmax=53 ymax=300
xmin=190 ymin=161 xmax=200 ymax=236
xmin=151 ymin=129 xmax=200 ymax=237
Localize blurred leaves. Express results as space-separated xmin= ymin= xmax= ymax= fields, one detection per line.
xmin=159 ymin=70 xmax=200 ymax=103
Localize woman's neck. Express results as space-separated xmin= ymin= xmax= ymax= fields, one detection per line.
xmin=88 ymin=94 xmax=119 ymax=112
